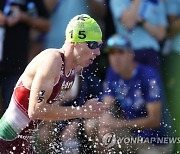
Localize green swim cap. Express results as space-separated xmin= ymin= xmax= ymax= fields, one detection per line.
xmin=66 ymin=14 xmax=102 ymax=42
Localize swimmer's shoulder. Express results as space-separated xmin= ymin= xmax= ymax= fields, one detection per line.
xmin=39 ymin=48 xmax=63 ymax=57
xmin=22 ymin=49 xmax=63 ymax=86
xmin=35 ymin=48 xmax=63 ymax=64
xmin=25 ymin=48 xmax=63 ymax=73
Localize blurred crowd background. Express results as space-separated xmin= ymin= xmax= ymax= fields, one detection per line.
xmin=0 ymin=0 xmax=180 ymax=153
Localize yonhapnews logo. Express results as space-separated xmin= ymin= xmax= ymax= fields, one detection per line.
xmin=102 ymin=132 xmax=116 ymax=148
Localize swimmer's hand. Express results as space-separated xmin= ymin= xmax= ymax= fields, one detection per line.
xmin=80 ymin=98 xmax=106 ymax=119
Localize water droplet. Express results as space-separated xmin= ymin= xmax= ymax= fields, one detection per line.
xmin=43 ymin=108 xmax=46 ymax=112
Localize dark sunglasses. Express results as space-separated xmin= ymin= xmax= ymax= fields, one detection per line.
xmin=86 ymin=41 xmax=103 ymax=50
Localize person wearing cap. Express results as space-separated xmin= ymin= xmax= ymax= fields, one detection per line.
xmin=0 ymin=14 xmax=105 ymax=153
xmin=85 ymin=35 xmax=173 ymax=153
xmin=110 ymin=0 xmax=167 ymax=73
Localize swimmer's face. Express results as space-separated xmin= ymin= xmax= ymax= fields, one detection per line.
xmin=74 ymin=41 xmax=102 ymax=67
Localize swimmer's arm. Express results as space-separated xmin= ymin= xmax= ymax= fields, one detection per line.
xmin=28 ymin=56 xmax=80 ymax=120
xmin=103 ymin=95 xmax=116 ymax=111
xmin=29 ymin=69 xmax=104 ymax=121
xmin=29 ymin=73 xmax=103 ymax=121
xmin=28 ymin=54 xmax=97 ymax=121
xmin=28 ymin=53 xmax=61 ymax=120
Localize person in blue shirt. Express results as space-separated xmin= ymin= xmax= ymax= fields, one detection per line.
xmin=97 ymin=35 xmax=173 ymax=153
xmin=110 ymin=0 xmax=167 ymax=72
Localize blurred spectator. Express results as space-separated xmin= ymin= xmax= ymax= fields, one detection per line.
xmin=0 ymin=0 xmax=50 ymax=112
xmin=86 ymin=35 xmax=173 ymax=153
xmin=110 ymin=0 xmax=167 ymax=72
xmin=28 ymin=0 xmax=58 ymax=62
